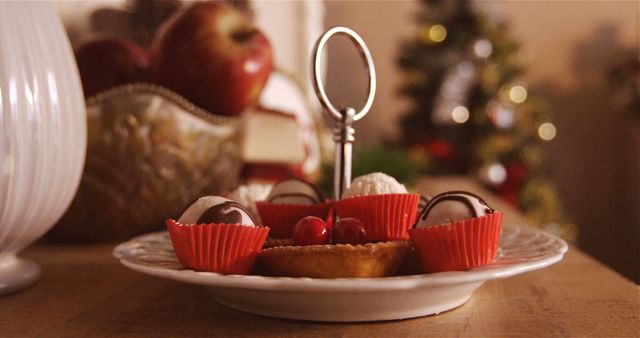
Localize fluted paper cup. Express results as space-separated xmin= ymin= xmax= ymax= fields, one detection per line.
xmin=334 ymin=194 xmax=420 ymax=242
xmin=166 ymin=219 xmax=269 ymax=274
xmin=408 ymin=212 xmax=503 ymax=273
xmin=255 ymin=202 xmax=332 ymax=238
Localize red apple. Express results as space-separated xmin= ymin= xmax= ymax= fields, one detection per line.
xmin=74 ymin=37 xmax=149 ymax=97
xmin=148 ymin=2 xmax=273 ymax=116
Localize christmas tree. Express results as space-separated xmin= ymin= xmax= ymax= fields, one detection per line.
xmin=397 ymin=0 xmax=574 ymax=239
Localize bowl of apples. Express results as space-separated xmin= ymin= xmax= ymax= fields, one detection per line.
xmin=51 ymin=2 xmax=274 ymax=241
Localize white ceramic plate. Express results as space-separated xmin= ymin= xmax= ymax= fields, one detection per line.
xmin=113 ymin=224 xmax=567 ymax=322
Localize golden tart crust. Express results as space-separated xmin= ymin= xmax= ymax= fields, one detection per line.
xmin=258 ymin=240 xmax=412 ymax=278
xmin=264 ymin=237 xmax=295 ymax=248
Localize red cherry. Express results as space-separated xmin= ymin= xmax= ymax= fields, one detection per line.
xmin=293 ymin=216 xmax=329 ymax=246
xmin=332 ymin=218 xmax=367 ymax=245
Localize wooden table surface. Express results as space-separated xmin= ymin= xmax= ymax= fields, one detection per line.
xmin=1 ymin=177 xmax=638 ymax=337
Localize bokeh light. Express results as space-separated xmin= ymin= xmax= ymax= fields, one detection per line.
xmin=479 ymin=162 xmax=507 ymax=186
xmin=509 ymin=85 xmax=528 ymax=103
xmin=488 ymin=163 xmax=507 ymax=185
xmin=473 ymin=39 xmax=493 ymax=58
xmin=428 ymin=24 xmax=447 ymax=43
xmin=451 ymin=106 xmax=470 ymax=123
xmin=538 ymin=122 xmax=557 ymax=141
xmin=487 ymin=102 xmax=514 ymax=130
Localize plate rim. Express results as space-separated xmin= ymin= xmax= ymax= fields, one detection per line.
xmin=113 ymin=223 xmax=568 ymax=292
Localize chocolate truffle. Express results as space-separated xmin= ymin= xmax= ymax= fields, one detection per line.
xmin=266 ymin=179 xmax=324 ymax=205
xmin=227 ymin=183 xmax=273 ymax=223
xmin=418 ymin=194 xmax=431 ymax=213
xmin=414 ymin=191 xmax=494 ymax=228
xmin=342 ymin=172 xmax=407 ymax=198
xmin=178 ymin=196 xmax=256 ymax=226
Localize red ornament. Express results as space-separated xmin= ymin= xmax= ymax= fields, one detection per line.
xmin=422 ymin=139 xmax=456 ymax=162
xmin=505 ymin=161 xmax=528 ymax=186
xmin=497 ymin=186 xmax=520 ymax=208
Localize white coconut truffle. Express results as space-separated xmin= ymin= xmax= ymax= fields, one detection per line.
xmin=178 ymin=196 xmax=256 ymax=226
xmin=342 ymin=172 xmax=407 ymax=199
xmin=414 ymin=191 xmax=493 ymax=228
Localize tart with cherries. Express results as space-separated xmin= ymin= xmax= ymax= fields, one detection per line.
xmin=258 ymin=173 xmax=418 ymax=278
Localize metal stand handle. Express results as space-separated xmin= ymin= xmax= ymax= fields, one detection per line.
xmin=311 ymin=26 xmax=376 ymax=200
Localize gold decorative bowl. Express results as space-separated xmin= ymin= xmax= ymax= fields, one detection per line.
xmin=49 ymin=84 xmax=244 ymax=241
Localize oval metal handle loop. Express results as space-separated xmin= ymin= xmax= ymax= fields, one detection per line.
xmin=312 ymin=26 xmax=376 ymax=122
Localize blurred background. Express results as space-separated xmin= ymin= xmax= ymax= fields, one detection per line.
xmin=54 ymin=0 xmax=638 ymax=283
xmin=323 ymin=0 xmax=639 ymax=283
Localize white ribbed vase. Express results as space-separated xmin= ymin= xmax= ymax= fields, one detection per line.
xmin=0 ymin=2 xmax=86 ymax=295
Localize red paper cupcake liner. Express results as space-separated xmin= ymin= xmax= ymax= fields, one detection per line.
xmin=334 ymin=194 xmax=420 ymax=242
xmin=166 ymin=219 xmax=269 ymax=274
xmin=255 ymin=202 xmax=332 ymax=238
xmin=408 ymin=211 xmax=503 ymax=273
